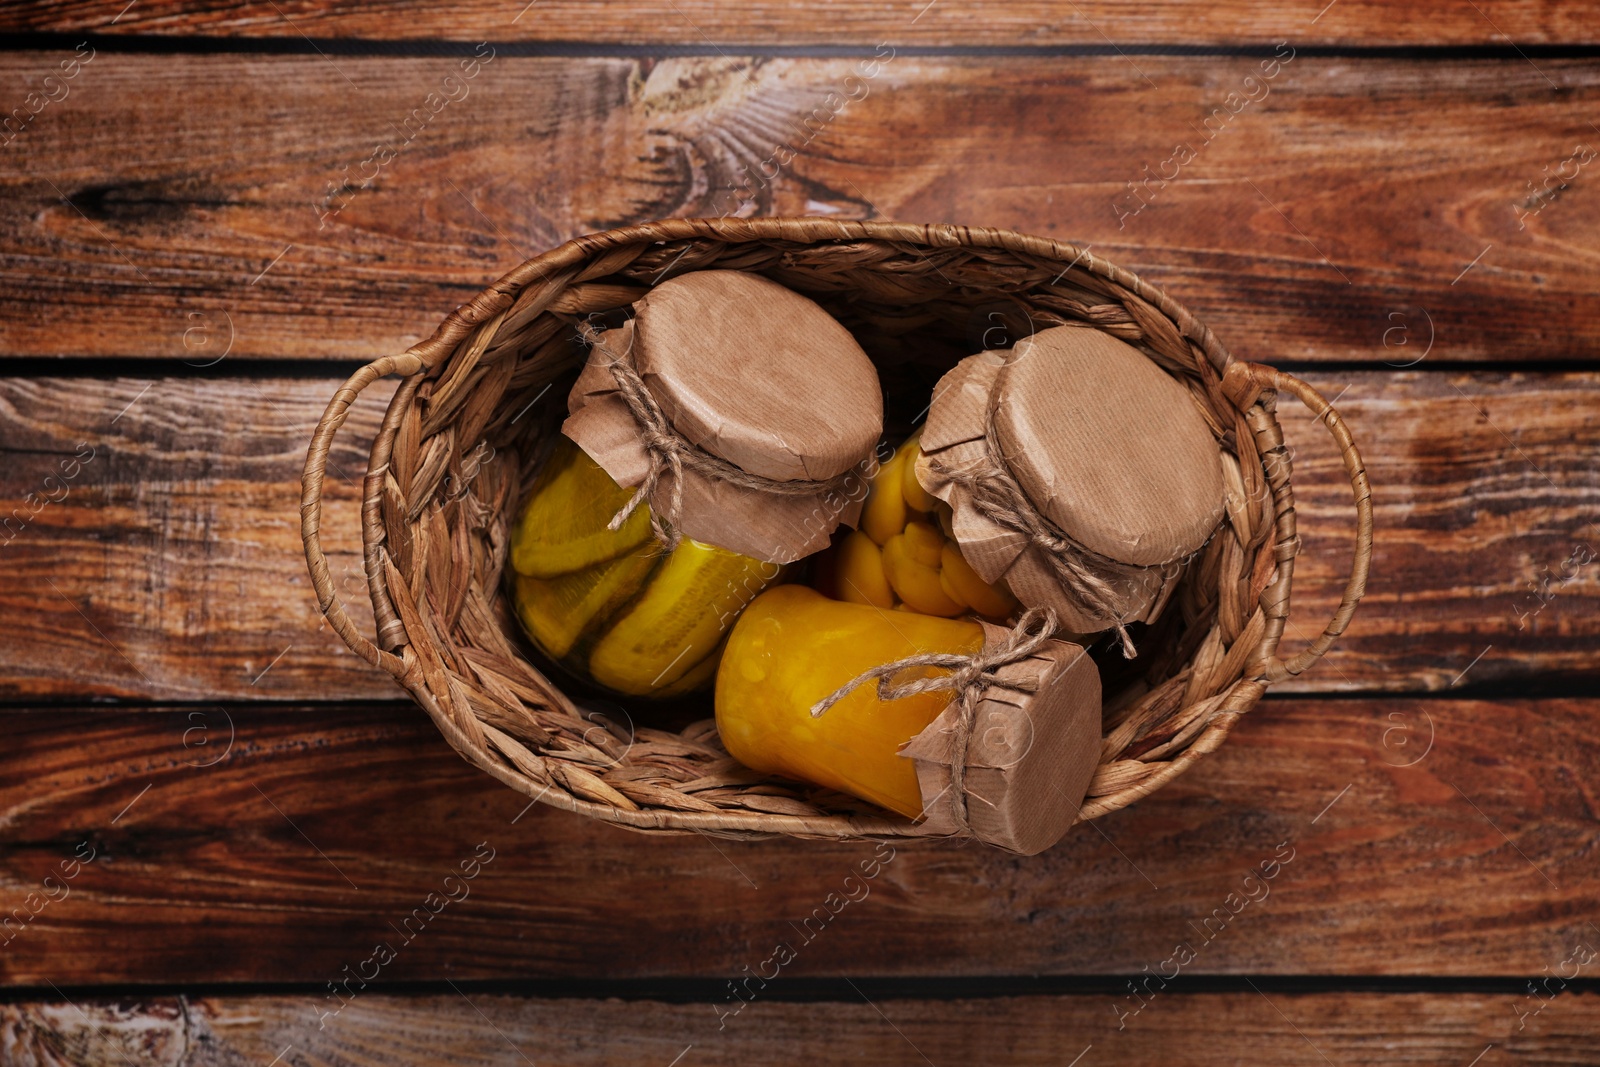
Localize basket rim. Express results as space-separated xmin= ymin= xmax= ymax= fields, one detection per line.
xmin=301 ymin=216 xmax=1371 ymax=845
xmin=404 ymin=216 xmax=1235 ymax=378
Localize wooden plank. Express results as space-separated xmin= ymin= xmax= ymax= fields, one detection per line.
xmin=0 ymin=375 xmax=392 ymax=701
xmin=2 ymin=371 xmax=1594 ymax=701
xmin=2 ymin=1 xmax=1595 ymax=47
xmin=2 ymin=54 xmax=1598 ymax=362
xmin=1275 ymin=370 xmax=1600 ymax=692
xmin=5 ymin=989 xmax=1599 ymax=1067
xmin=0 ymin=697 xmax=1593 ymax=985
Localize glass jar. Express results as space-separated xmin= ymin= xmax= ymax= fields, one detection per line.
xmin=717 ymin=583 xmax=1104 ymax=855
xmin=508 ymin=435 xmax=783 ymax=698
xmin=812 ymin=433 xmax=1018 ymax=619
xmin=715 ymin=584 xmax=984 ymax=817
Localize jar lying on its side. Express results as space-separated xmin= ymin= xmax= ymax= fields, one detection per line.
xmin=716 ymin=585 xmax=1102 ymax=854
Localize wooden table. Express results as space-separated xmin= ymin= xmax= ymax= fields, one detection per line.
xmin=2 ymin=3 xmax=1596 ymax=1063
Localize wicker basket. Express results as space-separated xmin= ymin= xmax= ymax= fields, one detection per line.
xmin=301 ymin=218 xmax=1371 ymax=842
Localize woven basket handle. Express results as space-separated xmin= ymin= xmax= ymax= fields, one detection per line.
xmin=1227 ymin=363 xmax=1373 ymax=683
xmin=301 ymin=353 xmax=423 ymax=677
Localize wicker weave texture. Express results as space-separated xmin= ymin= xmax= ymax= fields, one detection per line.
xmin=301 ymin=218 xmax=1372 ymax=842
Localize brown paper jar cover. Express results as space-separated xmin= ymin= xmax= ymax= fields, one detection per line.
xmin=899 ymin=622 xmax=1101 ymax=855
xmin=563 ymin=270 xmax=884 ymax=564
xmin=917 ymin=325 xmax=1226 ymax=634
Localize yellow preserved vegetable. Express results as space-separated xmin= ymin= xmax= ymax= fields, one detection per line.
xmin=715 ymin=584 xmax=984 ymax=817
xmin=813 ymin=434 xmax=1019 ymax=619
xmin=509 ymin=435 xmax=783 ymax=698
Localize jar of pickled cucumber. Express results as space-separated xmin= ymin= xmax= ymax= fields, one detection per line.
xmin=509 ymin=269 xmax=883 ymax=700
xmin=510 ymin=436 xmax=784 ymax=697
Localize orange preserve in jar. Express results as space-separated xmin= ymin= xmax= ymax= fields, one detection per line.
xmin=812 ymin=433 xmax=1018 ymax=619
xmin=715 ymin=585 xmax=985 ymax=817
xmin=717 ymin=584 xmax=1105 ymax=855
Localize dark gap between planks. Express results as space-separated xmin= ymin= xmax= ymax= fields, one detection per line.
xmin=5 ymin=33 xmax=1600 ymax=60
xmin=4 ymin=358 xmax=1600 ymax=381
xmin=2 ymin=975 xmax=1597 ymax=1003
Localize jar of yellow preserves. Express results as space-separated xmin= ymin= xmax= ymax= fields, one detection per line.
xmin=717 ymin=584 xmax=986 ymax=815
xmin=716 ymin=585 xmax=1103 ymax=854
xmin=812 ymin=433 xmax=1018 ymax=619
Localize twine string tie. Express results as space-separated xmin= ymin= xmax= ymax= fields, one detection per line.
xmin=579 ymin=321 xmax=864 ymax=551
xmin=809 ymin=607 xmax=1058 ymax=832
xmin=934 ymin=421 xmax=1140 ymax=658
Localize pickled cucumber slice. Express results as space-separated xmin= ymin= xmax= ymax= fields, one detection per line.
xmin=513 ymin=545 xmax=661 ymax=660
xmin=650 ymin=637 xmax=726 ymax=699
xmin=588 ymin=539 xmax=780 ymax=695
xmin=511 ymin=436 xmax=653 ymax=579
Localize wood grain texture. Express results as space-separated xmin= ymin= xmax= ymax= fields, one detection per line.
xmin=3 ymin=371 xmax=1595 ymax=701
xmin=2 ymin=53 xmax=1598 ymax=362
xmin=1276 ymin=370 xmax=1600 ymax=692
xmin=5 ymin=990 xmax=1600 ymax=1067
xmin=0 ymin=697 xmax=1593 ymax=985
xmin=0 ymin=375 xmax=393 ymax=701
xmin=1 ymin=0 xmax=1595 ymax=46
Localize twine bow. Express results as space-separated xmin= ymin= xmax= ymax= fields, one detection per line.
xmin=809 ymin=607 xmax=1058 ymax=833
xmin=579 ymin=321 xmax=866 ymax=551
xmin=934 ymin=421 xmax=1141 ymax=659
